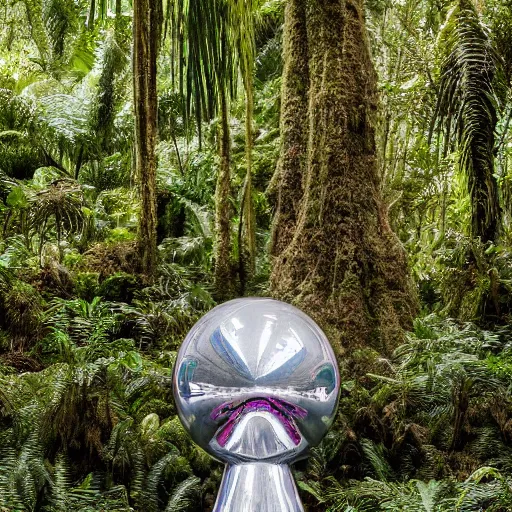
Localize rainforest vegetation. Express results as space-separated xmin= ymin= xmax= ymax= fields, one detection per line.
xmin=1 ymin=0 xmax=512 ymax=510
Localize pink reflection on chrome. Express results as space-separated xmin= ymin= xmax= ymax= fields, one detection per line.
xmin=211 ymin=397 xmax=307 ymax=447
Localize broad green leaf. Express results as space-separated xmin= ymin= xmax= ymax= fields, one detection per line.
xmin=6 ymin=187 xmax=28 ymax=208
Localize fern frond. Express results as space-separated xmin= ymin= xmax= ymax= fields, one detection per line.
xmin=164 ymin=476 xmax=201 ymax=512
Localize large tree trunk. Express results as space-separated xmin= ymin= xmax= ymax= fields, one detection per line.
xmin=116 ymin=0 xmax=122 ymax=24
xmin=270 ymin=0 xmax=417 ymax=355
xmin=133 ymin=0 xmax=161 ymax=276
xmin=87 ymin=0 xmax=96 ymax=30
xmin=268 ymin=0 xmax=309 ymax=256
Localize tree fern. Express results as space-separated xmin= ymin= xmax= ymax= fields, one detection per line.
xmin=50 ymin=453 xmax=72 ymax=511
xmin=0 ymin=442 xmax=26 ymax=511
xmin=456 ymin=466 xmax=512 ymax=511
xmin=360 ymin=439 xmax=395 ymax=482
xmin=433 ymin=0 xmax=504 ymax=242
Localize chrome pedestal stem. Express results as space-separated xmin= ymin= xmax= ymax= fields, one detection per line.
xmin=213 ymin=463 xmax=304 ymax=512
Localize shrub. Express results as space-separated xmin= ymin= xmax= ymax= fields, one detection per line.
xmin=99 ymin=272 xmax=141 ymax=303
xmin=73 ymin=272 xmax=100 ymax=301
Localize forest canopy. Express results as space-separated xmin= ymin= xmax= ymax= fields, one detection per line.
xmin=1 ymin=0 xmax=512 ymax=510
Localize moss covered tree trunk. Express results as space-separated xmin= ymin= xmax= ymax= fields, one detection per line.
xmin=239 ymin=74 xmax=256 ymax=294
xmin=269 ymin=0 xmax=309 ymax=256
xmin=471 ymin=123 xmax=500 ymax=243
xmin=133 ymin=0 xmax=161 ymax=276
xmin=214 ymin=88 xmax=235 ymax=299
xmin=270 ymin=0 xmax=417 ymax=355
xmin=88 ymin=0 xmax=96 ymax=30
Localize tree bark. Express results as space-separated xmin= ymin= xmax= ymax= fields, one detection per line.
xmin=116 ymin=0 xmax=122 ymax=24
xmin=268 ymin=0 xmax=309 ymax=256
xmin=270 ymin=0 xmax=417 ymax=355
xmin=239 ymin=73 xmax=256 ymax=294
xmin=214 ymin=87 xmax=235 ymax=299
xmin=133 ymin=0 xmax=161 ymax=276
xmin=88 ymin=0 xmax=96 ymax=30
xmin=471 ymin=120 xmax=500 ymax=243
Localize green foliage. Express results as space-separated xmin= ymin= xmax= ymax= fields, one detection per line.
xmin=99 ymin=271 xmax=141 ymax=302
xmin=7 ymin=185 xmax=29 ymax=209
xmin=2 ymin=1 xmax=512 ymax=511
xmin=433 ymin=0 xmax=503 ymax=242
xmin=127 ymin=263 xmax=215 ymax=349
xmin=107 ymin=227 xmax=137 ymax=243
xmin=89 ymin=31 xmax=128 ymax=155
xmin=94 ymin=187 xmax=139 ymax=231
xmin=62 ymin=249 xmax=84 ymax=268
xmin=73 ymin=271 xmax=100 ymax=300
xmin=164 ymin=476 xmax=201 ymax=512
xmin=31 ymin=179 xmax=85 ymax=253
xmin=0 ymin=89 xmax=42 ymax=179
xmin=298 ymin=316 xmax=512 ymax=511
xmin=44 ymin=0 xmax=79 ymax=63
xmin=0 ymin=279 xmax=44 ymax=351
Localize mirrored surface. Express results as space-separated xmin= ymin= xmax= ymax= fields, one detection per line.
xmin=173 ymin=298 xmax=340 ymax=465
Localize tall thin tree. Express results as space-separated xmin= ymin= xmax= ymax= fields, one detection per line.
xmin=133 ymin=0 xmax=161 ymax=276
xmin=167 ymin=0 xmax=256 ymax=298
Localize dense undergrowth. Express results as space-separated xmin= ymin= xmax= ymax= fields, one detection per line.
xmin=0 ymin=35 xmax=280 ymax=509
xmin=298 ymin=316 xmax=512 ymax=511
xmin=2 ymin=0 xmax=512 ymax=510
xmin=2 ymin=265 xmax=512 ymax=511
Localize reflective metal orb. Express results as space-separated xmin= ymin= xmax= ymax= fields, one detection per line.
xmin=173 ymin=298 xmax=340 ymax=511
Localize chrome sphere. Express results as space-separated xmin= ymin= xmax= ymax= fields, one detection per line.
xmin=173 ymin=298 xmax=340 ymax=464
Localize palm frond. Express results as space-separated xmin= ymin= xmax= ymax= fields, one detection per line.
xmin=167 ymin=0 xmax=256 ymax=131
xmin=144 ymin=448 xmax=182 ymax=511
xmin=30 ymin=179 xmax=85 ymax=252
xmin=43 ymin=0 xmax=79 ymax=62
xmin=360 ymin=438 xmax=395 ymax=482
xmin=37 ymin=92 xmax=92 ymax=150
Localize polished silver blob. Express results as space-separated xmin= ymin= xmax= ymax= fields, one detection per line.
xmin=173 ymin=298 xmax=340 ymax=511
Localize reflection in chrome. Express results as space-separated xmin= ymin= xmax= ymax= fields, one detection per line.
xmin=173 ymin=298 xmax=340 ymax=511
